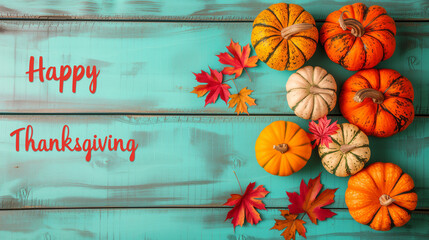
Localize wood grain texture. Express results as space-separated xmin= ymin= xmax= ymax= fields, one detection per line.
xmin=0 ymin=0 xmax=428 ymax=21
xmin=0 ymin=115 xmax=427 ymax=209
xmin=0 ymin=208 xmax=427 ymax=239
xmin=0 ymin=21 xmax=427 ymax=114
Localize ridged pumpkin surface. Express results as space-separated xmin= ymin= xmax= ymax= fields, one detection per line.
xmin=340 ymin=69 xmax=414 ymax=137
xmin=319 ymin=123 xmax=370 ymax=177
xmin=255 ymin=121 xmax=311 ymax=176
xmin=251 ymin=3 xmax=318 ymax=71
xmin=320 ymin=3 xmax=396 ymax=71
xmin=286 ymin=66 xmax=337 ymax=120
xmin=345 ymin=162 xmax=417 ymax=231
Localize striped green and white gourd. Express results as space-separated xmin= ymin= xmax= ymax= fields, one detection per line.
xmin=286 ymin=66 xmax=337 ymax=120
xmin=319 ymin=123 xmax=370 ymax=177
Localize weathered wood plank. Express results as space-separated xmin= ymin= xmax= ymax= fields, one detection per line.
xmin=0 ymin=21 xmax=427 ymax=115
xmin=0 ymin=0 xmax=428 ymax=21
xmin=0 ymin=208 xmax=427 ymax=239
xmin=0 ymin=115 xmax=427 ymax=209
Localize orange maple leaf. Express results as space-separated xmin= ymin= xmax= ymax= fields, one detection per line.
xmin=228 ymin=87 xmax=256 ymax=115
xmin=271 ymin=210 xmax=307 ymax=240
xmin=217 ymin=40 xmax=258 ymax=79
xmin=223 ymin=182 xmax=269 ymax=229
xmin=287 ymin=173 xmax=337 ymax=224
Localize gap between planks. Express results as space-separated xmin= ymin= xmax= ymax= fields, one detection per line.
xmin=0 ymin=113 xmax=428 ymax=117
xmin=0 ymin=206 xmax=427 ymax=212
xmin=0 ymin=16 xmax=428 ymax=23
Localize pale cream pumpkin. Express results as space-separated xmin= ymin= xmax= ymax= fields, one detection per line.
xmin=319 ymin=123 xmax=370 ymax=177
xmin=286 ymin=66 xmax=337 ymax=120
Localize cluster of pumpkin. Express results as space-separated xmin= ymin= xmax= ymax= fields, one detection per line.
xmin=253 ymin=3 xmax=417 ymax=232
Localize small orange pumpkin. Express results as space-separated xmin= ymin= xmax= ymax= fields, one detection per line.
xmin=339 ymin=69 xmax=414 ymax=137
xmin=251 ymin=3 xmax=318 ymax=71
xmin=320 ymin=3 xmax=396 ymax=71
xmin=255 ymin=121 xmax=311 ymax=176
xmin=345 ymin=162 xmax=418 ymax=231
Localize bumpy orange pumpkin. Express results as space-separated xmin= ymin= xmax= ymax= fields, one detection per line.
xmin=320 ymin=3 xmax=396 ymax=71
xmin=345 ymin=162 xmax=417 ymax=231
xmin=251 ymin=3 xmax=318 ymax=71
xmin=340 ymin=69 xmax=414 ymax=137
xmin=255 ymin=121 xmax=311 ymax=176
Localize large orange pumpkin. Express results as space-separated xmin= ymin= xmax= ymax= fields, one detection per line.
xmin=320 ymin=3 xmax=396 ymax=71
xmin=345 ymin=162 xmax=418 ymax=231
xmin=340 ymin=69 xmax=414 ymax=137
xmin=251 ymin=3 xmax=318 ymax=71
xmin=255 ymin=121 xmax=312 ymax=176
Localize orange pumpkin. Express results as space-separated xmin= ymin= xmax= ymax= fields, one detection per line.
xmin=255 ymin=121 xmax=311 ymax=176
xmin=345 ymin=162 xmax=418 ymax=231
xmin=251 ymin=3 xmax=318 ymax=71
xmin=320 ymin=3 xmax=396 ymax=71
xmin=340 ymin=69 xmax=414 ymax=137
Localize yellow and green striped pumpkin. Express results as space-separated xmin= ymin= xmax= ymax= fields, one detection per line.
xmin=251 ymin=3 xmax=318 ymax=71
xmin=319 ymin=123 xmax=370 ymax=177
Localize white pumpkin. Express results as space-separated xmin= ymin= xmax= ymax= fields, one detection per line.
xmin=286 ymin=66 xmax=337 ymax=120
xmin=319 ymin=123 xmax=370 ymax=177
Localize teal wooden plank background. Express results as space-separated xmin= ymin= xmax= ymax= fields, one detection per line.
xmin=0 ymin=115 xmax=427 ymax=210
xmin=0 ymin=209 xmax=427 ymax=239
xmin=0 ymin=0 xmax=428 ymax=21
xmin=0 ymin=21 xmax=427 ymax=114
xmin=0 ymin=0 xmax=427 ymax=239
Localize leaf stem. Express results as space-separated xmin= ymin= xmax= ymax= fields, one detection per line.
xmin=230 ymin=78 xmax=239 ymax=93
xmin=244 ymin=68 xmax=252 ymax=82
xmin=233 ymin=171 xmax=243 ymax=194
xmin=300 ymin=213 xmax=306 ymax=220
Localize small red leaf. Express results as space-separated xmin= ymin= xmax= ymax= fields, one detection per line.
xmin=217 ymin=40 xmax=258 ymax=78
xmin=224 ymin=182 xmax=269 ymax=229
xmin=192 ymin=67 xmax=231 ymax=106
xmin=287 ymin=173 xmax=337 ymax=224
xmin=308 ymin=116 xmax=340 ymax=148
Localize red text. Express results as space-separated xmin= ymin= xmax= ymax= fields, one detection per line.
xmin=10 ymin=125 xmax=138 ymax=162
xmin=26 ymin=56 xmax=100 ymax=94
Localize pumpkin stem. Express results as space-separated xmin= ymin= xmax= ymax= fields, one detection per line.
xmin=379 ymin=194 xmax=396 ymax=206
xmin=281 ymin=23 xmax=314 ymax=40
xmin=309 ymin=86 xmax=335 ymax=96
xmin=340 ymin=144 xmax=356 ymax=153
xmin=273 ymin=143 xmax=288 ymax=154
xmin=353 ymin=88 xmax=385 ymax=104
xmin=339 ymin=11 xmax=365 ymax=37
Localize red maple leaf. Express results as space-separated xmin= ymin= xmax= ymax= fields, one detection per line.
xmin=224 ymin=182 xmax=269 ymax=229
xmin=192 ymin=67 xmax=231 ymax=106
xmin=287 ymin=173 xmax=337 ymax=224
xmin=217 ymin=40 xmax=258 ymax=79
xmin=308 ymin=116 xmax=340 ymax=148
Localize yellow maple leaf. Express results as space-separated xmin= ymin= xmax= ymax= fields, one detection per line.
xmin=271 ymin=210 xmax=307 ymax=240
xmin=228 ymin=87 xmax=256 ymax=115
